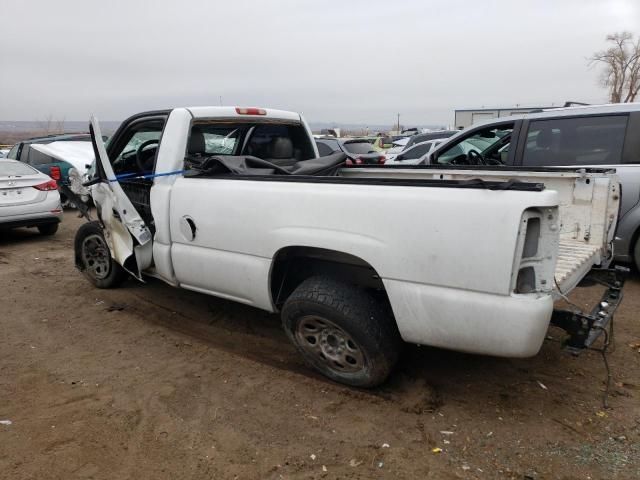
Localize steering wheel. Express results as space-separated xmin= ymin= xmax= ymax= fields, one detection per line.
xmin=467 ymin=149 xmax=484 ymax=165
xmin=135 ymin=139 xmax=160 ymax=173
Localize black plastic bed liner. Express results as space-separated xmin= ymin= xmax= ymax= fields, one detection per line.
xmin=192 ymin=173 xmax=545 ymax=191
xmin=346 ymin=164 xmax=617 ymax=174
xmin=185 ymin=154 xmax=545 ymax=192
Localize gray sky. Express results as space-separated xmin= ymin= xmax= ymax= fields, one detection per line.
xmin=1 ymin=0 xmax=639 ymax=126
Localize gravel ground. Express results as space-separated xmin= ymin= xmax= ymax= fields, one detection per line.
xmin=0 ymin=211 xmax=639 ymax=479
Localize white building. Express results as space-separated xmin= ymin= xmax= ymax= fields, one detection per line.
xmin=454 ymin=106 xmax=551 ymax=129
xmin=453 ymin=102 xmax=590 ymax=129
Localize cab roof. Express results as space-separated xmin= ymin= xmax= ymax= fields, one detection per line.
xmin=185 ymin=106 xmax=301 ymax=122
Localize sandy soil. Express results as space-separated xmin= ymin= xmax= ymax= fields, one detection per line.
xmin=0 ymin=211 xmax=639 ymax=479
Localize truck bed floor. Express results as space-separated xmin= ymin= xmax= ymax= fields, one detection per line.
xmin=555 ymin=240 xmax=601 ymax=293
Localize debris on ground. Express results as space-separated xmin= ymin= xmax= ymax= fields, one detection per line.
xmin=106 ymin=303 xmax=126 ymax=312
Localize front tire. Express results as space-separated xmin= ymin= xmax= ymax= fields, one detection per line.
xmin=281 ymin=276 xmax=401 ymax=388
xmin=74 ymin=221 xmax=128 ymax=288
xmin=37 ymin=223 xmax=59 ymax=236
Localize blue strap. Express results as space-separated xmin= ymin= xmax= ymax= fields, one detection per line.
xmin=108 ymin=170 xmax=185 ymax=182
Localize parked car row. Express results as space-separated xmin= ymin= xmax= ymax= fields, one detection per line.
xmin=315 ymin=130 xmax=457 ymax=165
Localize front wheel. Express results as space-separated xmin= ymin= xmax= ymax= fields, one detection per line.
xmin=74 ymin=221 xmax=128 ymax=288
xmin=281 ymin=276 xmax=401 ymax=388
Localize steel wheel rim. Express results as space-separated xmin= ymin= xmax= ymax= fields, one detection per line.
xmin=81 ymin=234 xmax=111 ymax=280
xmin=295 ymin=315 xmax=365 ymax=374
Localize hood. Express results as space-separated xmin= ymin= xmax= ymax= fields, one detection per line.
xmin=29 ymin=141 xmax=95 ymax=174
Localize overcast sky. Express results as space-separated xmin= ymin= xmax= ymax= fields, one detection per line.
xmin=1 ymin=0 xmax=639 ymax=126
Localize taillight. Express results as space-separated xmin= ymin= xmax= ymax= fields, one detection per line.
xmin=354 ymin=157 xmax=363 ymax=165
xmin=50 ymin=166 xmax=61 ymax=180
xmin=378 ymin=155 xmax=386 ymax=164
xmin=512 ymin=208 xmax=558 ymax=295
xmin=33 ymin=180 xmax=58 ymax=191
xmin=235 ymin=107 xmax=266 ymax=115
xmin=345 ymin=159 xmax=354 ymax=166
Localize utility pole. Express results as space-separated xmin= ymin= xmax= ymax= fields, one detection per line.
xmin=219 ymin=96 xmax=223 ymax=106
xmin=397 ymin=113 xmax=400 ymax=133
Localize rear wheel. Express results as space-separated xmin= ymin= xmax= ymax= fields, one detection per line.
xmin=281 ymin=276 xmax=401 ymax=388
xmin=37 ymin=223 xmax=58 ymax=236
xmin=74 ymin=221 xmax=128 ymax=288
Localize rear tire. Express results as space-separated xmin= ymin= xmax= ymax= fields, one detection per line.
xmin=37 ymin=223 xmax=58 ymax=236
xmin=74 ymin=221 xmax=128 ymax=288
xmin=634 ymin=236 xmax=640 ymax=273
xmin=281 ymin=276 xmax=401 ymax=388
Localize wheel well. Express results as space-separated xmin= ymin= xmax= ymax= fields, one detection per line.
xmin=270 ymin=246 xmax=391 ymax=310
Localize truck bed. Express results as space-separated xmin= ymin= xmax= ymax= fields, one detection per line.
xmin=340 ymin=165 xmax=620 ymax=297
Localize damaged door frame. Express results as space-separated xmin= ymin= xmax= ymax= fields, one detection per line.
xmin=88 ymin=116 xmax=153 ymax=280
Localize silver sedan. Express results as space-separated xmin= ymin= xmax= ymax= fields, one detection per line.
xmin=0 ymin=160 xmax=63 ymax=235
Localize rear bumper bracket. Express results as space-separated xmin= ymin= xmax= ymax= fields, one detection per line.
xmin=550 ymin=266 xmax=628 ymax=354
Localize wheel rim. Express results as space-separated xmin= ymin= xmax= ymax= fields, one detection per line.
xmin=81 ymin=234 xmax=111 ymax=280
xmin=295 ymin=316 xmax=365 ymax=374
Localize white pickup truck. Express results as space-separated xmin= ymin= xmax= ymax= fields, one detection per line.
xmin=75 ymin=107 xmax=626 ymax=387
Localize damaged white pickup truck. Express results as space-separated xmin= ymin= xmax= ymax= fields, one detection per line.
xmin=75 ymin=107 xmax=627 ymax=387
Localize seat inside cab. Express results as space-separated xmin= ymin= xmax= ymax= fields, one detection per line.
xmin=186 ymin=122 xmax=315 ymax=167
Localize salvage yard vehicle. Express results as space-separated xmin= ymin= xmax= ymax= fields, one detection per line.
xmin=0 ymin=160 xmax=62 ymax=235
xmin=404 ymin=129 xmax=458 ymax=149
xmin=6 ymin=133 xmax=94 ymax=206
xmin=75 ymin=106 xmax=626 ymax=388
xmin=385 ymin=139 xmax=444 ymax=164
xmin=315 ymin=137 xmax=386 ymax=164
xmin=28 ymin=141 xmax=95 ymax=206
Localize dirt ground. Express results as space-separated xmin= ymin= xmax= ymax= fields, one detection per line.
xmin=0 ymin=212 xmax=639 ymax=480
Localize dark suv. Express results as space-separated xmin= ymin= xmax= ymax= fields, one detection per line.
xmin=425 ymin=104 xmax=640 ymax=270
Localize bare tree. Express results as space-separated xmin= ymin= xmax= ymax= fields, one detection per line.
xmin=590 ymin=32 xmax=640 ymax=103
xmin=37 ymin=114 xmax=66 ymax=135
